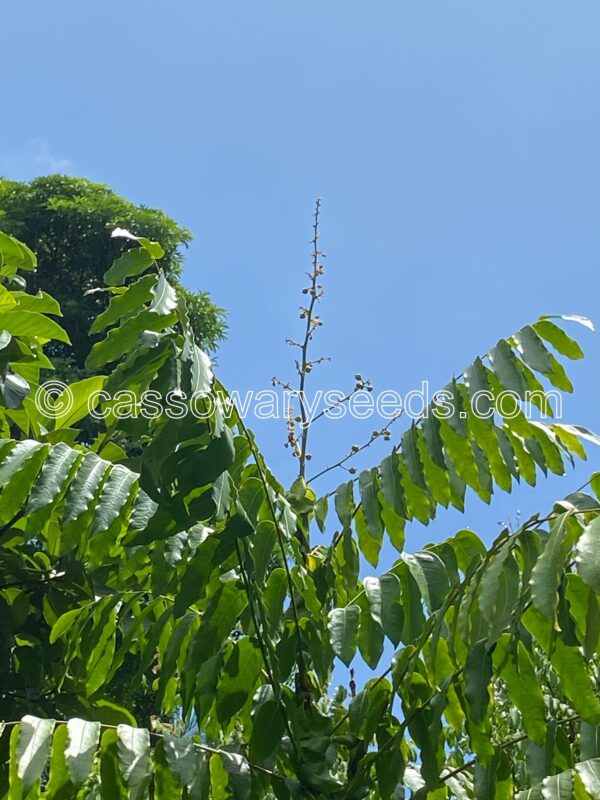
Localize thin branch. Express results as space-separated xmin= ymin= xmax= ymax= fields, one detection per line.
xmin=234 ymin=539 xmax=276 ymax=688
xmin=0 ymin=570 xmax=66 ymax=590
xmin=440 ymin=714 xmax=581 ymax=783
xmin=298 ymin=198 xmax=324 ymax=479
xmin=232 ymin=408 xmax=312 ymax=712
xmin=307 ymin=376 xmax=372 ymax=427
xmin=307 ymin=411 xmax=401 ymax=484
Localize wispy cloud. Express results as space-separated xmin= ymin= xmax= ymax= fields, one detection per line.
xmin=29 ymin=137 xmax=72 ymax=173
xmin=0 ymin=138 xmax=73 ymax=179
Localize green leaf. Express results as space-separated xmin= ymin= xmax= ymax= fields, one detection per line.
xmin=550 ymin=640 xmax=600 ymax=723
xmin=45 ymin=723 xmax=74 ymax=799
xmin=530 ymin=515 xmax=570 ymax=619
xmin=533 ymin=319 xmax=585 ymax=360
xmin=150 ymin=271 xmax=178 ymax=315
xmin=514 ymin=325 xmax=555 ymax=374
xmin=359 ymin=468 xmax=384 ymax=545
xmin=402 ymin=551 xmax=449 ymax=612
xmin=253 ymin=520 xmax=276 ymax=584
xmin=187 ymin=752 xmax=209 ymax=800
xmin=0 ymin=309 xmax=70 ymax=343
xmin=85 ymin=308 xmax=177 ymax=369
xmin=380 ymin=453 xmax=406 ymax=517
xmin=154 ymin=740 xmax=183 ymax=800
xmin=65 ymin=718 xmax=101 ymax=787
xmin=363 ymin=574 xmax=403 ymax=647
xmin=111 ymin=228 xmax=165 ymax=260
xmin=216 ymin=639 xmax=263 ymax=725
xmin=53 ymin=375 xmax=107 ymax=430
xmin=13 ymin=290 xmax=61 ymax=315
xmin=0 ymin=285 xmax=17 ymax=312
xmin=100 ymin=728 xmax=128 ymax=800
xmin=576 ymin=759 xmax=600 ymax=797
xmin=104 ymin=246 xmax=155 ymax=285
xmin=190 ymin=340 xmax=214 ymax=397
xmin=16 ymin=715 xmax=54 ymax=793
xmin=541 ymin=771 xmax=573 ymax=799
xmin=577 ymin=517 xmax=600 ymax=594
xmin=91 ymin=274 xmax=156 ymax=332
xmin=488 ymin=339 xmax=528 ymax=396
xmin=464 ymin=640 xmax=492 ymax=725
xmin=334 ymin=480 xmax=354 ymax=529
xmin=263 ymin=568 xmax=287 ymax=635
xmin=26 ymin=441 xmax=80 ymax=514
xmin=358 ymin=594 xmax=385 ymax=669
xmin=92 ymin=464 xmax=138 ymax=534
xmin=49 ymin=607 xmax=84 ymax=644
xmin=494 ymin=638 xmax=546 ymax=745
xmin=1 ymin=371 xmax=30 ymax=409
xmin=220 ymin=752 xmax=251 ymax=800
xmin=0 ymin=441 xmax=40 ymax=486
xmin=209 ymin=753 xmax=230 ymax=797
xmin=85 ymin=601 xmax=118 ymax=696
xmin=402 ymin=424 xmax=427 ymax=490
xmin=328 ymin=605 xmax=360 ymax=666
xmin=315 ymin=494 xmax=328 ymax=532
xmin=355 ymin=506 xmax=382 ymax=567
xmin=0 ymin=230 xmax=36 ymax=273
xmin=479 ymin=543 xmax=520 ymax=640
xmin=63 ymin=451 xmax=111 ymax=523
xmin=249 ymin=685 xmax=286 ymax=762
xmin=349 ymin=678 xmax=392 ymax=742
xmin=163 ymin=734 xmax=198 ymax=788
xmin=116 ymin=725 xmax=151 ymax=787
xmin=474 ymin=751 xmax=513 ymax=800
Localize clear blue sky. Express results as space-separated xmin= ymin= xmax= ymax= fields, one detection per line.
xmin=3 ymin=3 xmax=600 ymax=571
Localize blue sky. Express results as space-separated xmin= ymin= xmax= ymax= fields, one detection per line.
xmin=3 ymin=2 xmax=600 ymax=602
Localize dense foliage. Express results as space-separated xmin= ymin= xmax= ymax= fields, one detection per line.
xmin=0 ymin=175 xmax=227 ymax=371
xmin=1 ymin=226 xmax=600 ymax=798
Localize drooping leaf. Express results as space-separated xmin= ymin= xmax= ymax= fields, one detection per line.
xmin=65 ymin=718 xmax=101 ymax=787
xmin=577 ymin=517 xmax=600 ymax=594
xmin=16 ymin=715 xmax=55 ymax=794
xmin=328 ymin=605 xmax=360 ymax=666
xmin=249 ymin=685 xmax=286 ymax=762
xmin=116 ymin=725 xmax=151 ymax=787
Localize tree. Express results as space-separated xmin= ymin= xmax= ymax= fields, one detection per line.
xmin=0 ymin=175 xmax=227 ymax=374
xmin=1 ymin=221 xmax=600 ymax=798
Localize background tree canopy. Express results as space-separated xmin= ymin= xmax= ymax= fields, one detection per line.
xmin=0 ymin=175 xmax=227 ymax=374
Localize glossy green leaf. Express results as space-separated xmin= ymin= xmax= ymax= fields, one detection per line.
xmin=577 ymin=516 xmax=600 ymax=593
xmin=530 ymin=515 xmax=570 ymax=619
xmin=16 ymin=715 xmax=54 ymax=793
xmin=62 ymin=451 xmax=111 ymax=523
xmin=150 ymin=271 xmax=178 ymax=315
xmin=85 ymin=308 xmax=177 ymax=369
xmin=65 ymin=718 xmax=101 ymax=787
xmin=328 ymin=605 xmax=360 ymax=666
xmin=249 ymin=685 xmax=286 ymax=762
xmin=117 ymin=725 xmax=151 ymax=787
xmin=104 ymin=246 xmax=154 ymax=285
xmin=0 ymin=309 xmax=70 ymax=343
xmin=53 ymin=375 xmax=107 ymax=430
